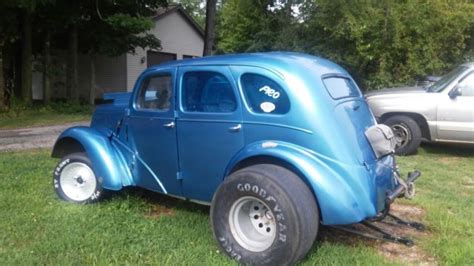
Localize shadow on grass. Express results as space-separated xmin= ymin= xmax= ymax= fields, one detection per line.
xmin=104 ymin=185 xmax=435 ymax=264
xmin=420 ymin=142 xmax=474 ymax=157
xmin=108 ymin=186 xmax=210 ymax=215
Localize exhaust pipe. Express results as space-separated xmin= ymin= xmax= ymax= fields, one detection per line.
xmin=387 ymin=170 xmax=421 ymax=202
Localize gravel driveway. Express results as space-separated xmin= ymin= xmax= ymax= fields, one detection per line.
xmin=0 ymin=121 xmax=90 ymax=152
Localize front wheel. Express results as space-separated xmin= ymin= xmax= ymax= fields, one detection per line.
xmin=53 ymin=152 xmax=103 ymax=204
xmin=211 ymin=164 xmax=319 ymax=265
xmin=384 ymin=115 xmax=422 ymax=155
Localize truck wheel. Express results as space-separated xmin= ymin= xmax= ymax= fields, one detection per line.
xmin=384 ymin=115 xmax=422 ymax=155
xmin=53 ymin=152 xmax=103 ymax=204
xmin=211 ymin=164 xmax=319 ymax=265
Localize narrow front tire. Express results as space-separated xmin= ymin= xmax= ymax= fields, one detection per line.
xmin=53 ymin=152 xmax=103 ymax=204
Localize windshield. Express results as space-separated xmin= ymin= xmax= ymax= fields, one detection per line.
xmin=428 ymin=66 xmax=468 ymax=92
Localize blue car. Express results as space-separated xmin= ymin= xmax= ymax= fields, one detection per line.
xmin=51 ymin=52 xmax=418 ymax=264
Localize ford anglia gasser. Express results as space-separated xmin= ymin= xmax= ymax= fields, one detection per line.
xmin=51 ymin=52 xmax=420 ymax=264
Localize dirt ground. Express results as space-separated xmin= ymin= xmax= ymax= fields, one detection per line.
xmin=319 ymin=203 xmax=436 ymax=265
xmin=0 ymin=121 xmax=89 ymax=152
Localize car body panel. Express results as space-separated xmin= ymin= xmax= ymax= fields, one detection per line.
xmin=52 ymin=52 xmax=404 ymax=225
xmin=224 ymin=140 xmax=395 ymax=225
xmin=127 ymin=67 xmax=181 ymax=195
xmin=53 ymin=126 xmax=134 ymax=190
xmin=176 ymin=65 xmax=245 ymax=202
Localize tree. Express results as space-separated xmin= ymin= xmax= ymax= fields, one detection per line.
xmin=218 ymin=0 xmax=274 ymax=53
xmin=176 ymin=0 xmax=206 ymax=27
xmin=217 ymin=0 xmax=474 ymax=89
xmin=0 ymin=4 xmax=19 ymax=109
xmin=78 ymin=0 xmax=166 ymax=103
xmin=203 ymin=0 xmax=218 ymax=56
xmin=217 ymin=0 xmax=306 ymax=54
xmin=304 ymin=0 xmax=474 ymax=89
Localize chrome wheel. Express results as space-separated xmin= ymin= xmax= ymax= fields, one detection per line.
xmin=391 ymin=123 xmax=412 ymax=149
xmin=229 ymin=196 xmax=276 ymax=252
xmin=59 ymin=162 xmax=97 ymax=201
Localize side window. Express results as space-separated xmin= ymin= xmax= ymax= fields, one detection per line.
xmin=458 ymin=72 xmax=474 ymax=97
xmin=240 ymin=73 xmax=290 ymax=114
xmin=182 ymin=71 xmax=237 ymax=113
xmin=136 ymin=74 xmax=173 ymax=111
xmin=322 ymin=76 xmax=361 ymax=99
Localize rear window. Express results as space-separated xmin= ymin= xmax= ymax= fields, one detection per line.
xmin=322 ymin=76 xmax=361 ymax=99
xmin=241 ymin=73 xmax=290 ymax=114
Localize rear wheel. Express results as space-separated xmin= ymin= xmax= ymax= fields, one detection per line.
xmin=211 ymin=164 xmax=319 ymax=265
xmin=384 ymin=115 xmax=422 ymax=155
xmin=53 ymin=152 xmax=103 ymax=204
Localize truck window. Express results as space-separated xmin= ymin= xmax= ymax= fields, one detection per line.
xmin=323 ymin=76 xmax=361 ymax=100
xmin=459 ymin=72 xmax=474 ymax=97
xmin=241 ymin=73 xmax=290 ymax=114
xmin=182 ymin=71 xmax=237 ymax=113
xmin=136 ymin=74 xmax=173 ymax=111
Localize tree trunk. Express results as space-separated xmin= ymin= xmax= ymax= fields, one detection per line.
xmin=0 ymin=42 xmax=5 ymax=110
xmin=20 ymin=9 xmax=33 ymax=104
xmin=203 ymin=0 xmax=217 ymax=56
xmin=43 ymin=31 xmax=52 ymax=104
xmin=67 ymin=24 xmax=79 ymax=102
xmin=89 ymin=54 xmax=96 ymax=105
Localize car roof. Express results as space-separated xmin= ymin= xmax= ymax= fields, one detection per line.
xmin=146 ymin=52 xmax=349 ymax=77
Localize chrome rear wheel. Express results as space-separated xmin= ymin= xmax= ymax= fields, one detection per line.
xmin=229 ymin=196 xmax=276 ymax=252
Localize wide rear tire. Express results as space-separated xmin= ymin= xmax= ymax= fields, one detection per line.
xmin=211 ymin=164 xmax=319 ymax=265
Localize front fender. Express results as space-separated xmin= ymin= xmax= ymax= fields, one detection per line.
xmin=225 ymin=141 xmax=377 ymax=225
xmin=52 ymin=126 xmax=132 ymax=191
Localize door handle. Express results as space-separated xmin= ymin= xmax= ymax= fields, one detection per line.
xmin=229 ymin=124 xmax=242 ymax=132
xmin=163 ymin=121 xmax=175 ymax=129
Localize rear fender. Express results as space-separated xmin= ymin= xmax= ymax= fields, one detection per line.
xmin=52 ymin=126 xmax=132 ymax=190
xmin=225 ymin=141 xmax=377 ymax=225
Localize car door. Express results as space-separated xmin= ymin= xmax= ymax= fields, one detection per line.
xmin=436 ymin=71 xmax=474 ymax=142
xmin=177 ymin=66 xmax=244 ymax=202
xmin=128 ymin=68 xmax=182 ymax=196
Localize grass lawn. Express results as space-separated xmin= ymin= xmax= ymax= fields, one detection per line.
xmin=0 ymin=104 xmax=91 ymax=129
xmin=0 ymin=145 xmax=473 ymax=265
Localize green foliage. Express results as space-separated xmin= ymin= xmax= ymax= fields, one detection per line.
xmin=217 ymin=0 xmax=474 ymax=89
xmin=176 ymin=0 xmax=207 ymax=27
xmin=305 ymin=0 xmax=474 ymax=89
xmin=75 ymin=0 xmax=166 ymax=56
xmin=217 ymin=0 xmax=277 ymax=53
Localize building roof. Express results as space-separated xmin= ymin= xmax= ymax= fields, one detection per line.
xmin=152 ymin=4 xmax=205 ymax=38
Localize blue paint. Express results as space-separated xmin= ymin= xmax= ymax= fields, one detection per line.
xmin=52 ymin=52 xmax=399 ymax=225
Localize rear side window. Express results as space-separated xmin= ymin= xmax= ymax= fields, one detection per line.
xmin=241 ymin=73 xmax=290 ymax=114
xmin=323 ymin=76 xmax=361 ymax=99
xmin=182 ymin=71 xmax=237 ymax=113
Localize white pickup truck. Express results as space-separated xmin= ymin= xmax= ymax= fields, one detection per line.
xmin=366 ymin=62 xmax=474 ymax=155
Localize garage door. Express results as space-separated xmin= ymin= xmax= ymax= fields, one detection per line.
xmin=147 ymin=51 xmax=177 ymax=67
